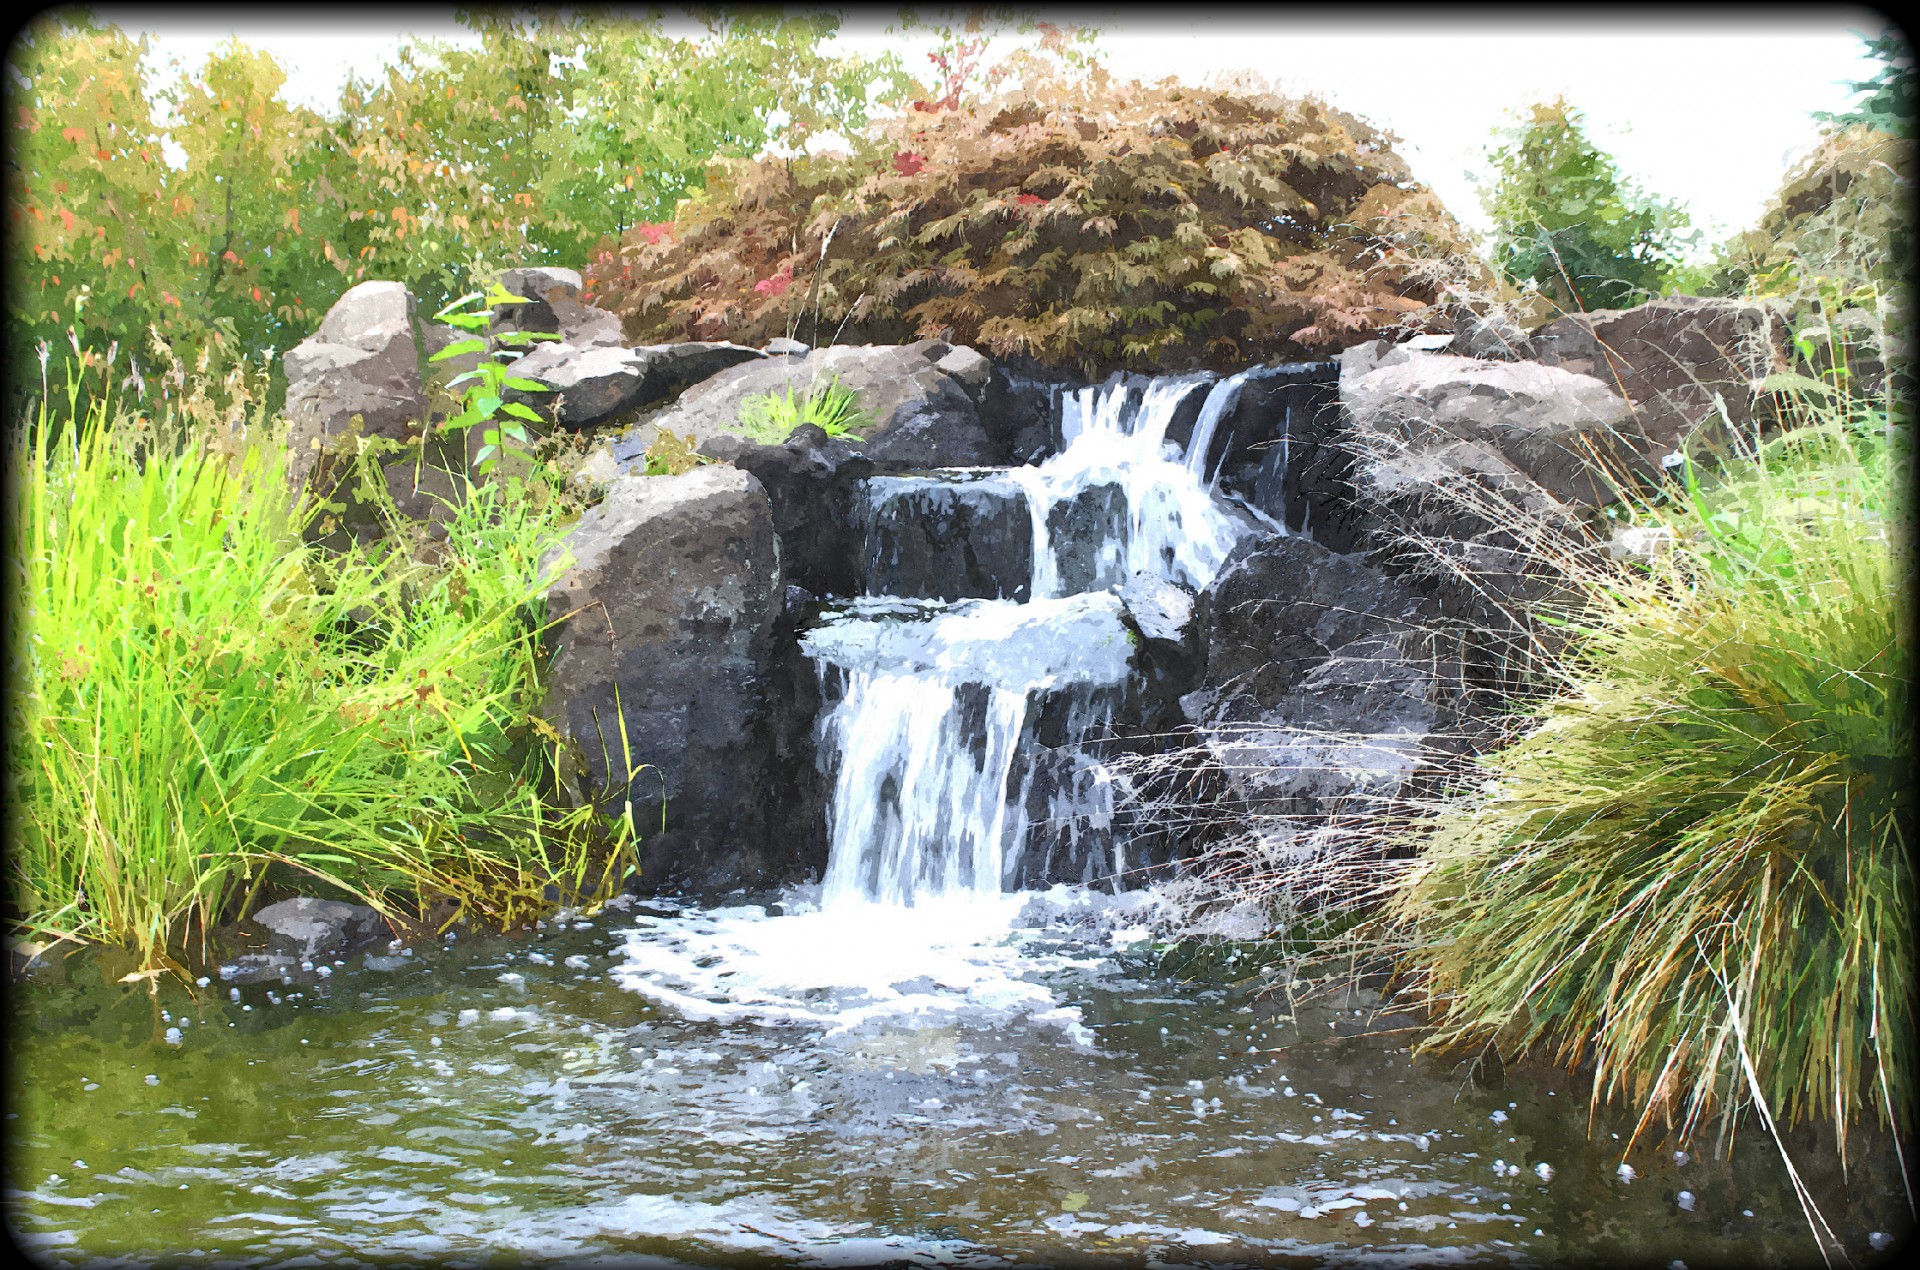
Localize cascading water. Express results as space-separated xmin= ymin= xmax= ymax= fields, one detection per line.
xmin=615 ymin=371 xmax=1260 ymax=1037
xmin=812 ymin=373 xmax=1255 ymax=909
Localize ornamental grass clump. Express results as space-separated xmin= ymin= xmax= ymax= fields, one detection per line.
xmin=8 ymin=359 xmax=619 ymax=972
xmin=732 ymin=376 xmax=868 ymax=445
xmin=1387 ymin=385 xmax=1911 ymax=1156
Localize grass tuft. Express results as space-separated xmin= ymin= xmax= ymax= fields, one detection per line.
xmin=8 ymin=358 xmax=629 ymax=970
xmin=1385 ymin=383 xmax=1911 ymax=1155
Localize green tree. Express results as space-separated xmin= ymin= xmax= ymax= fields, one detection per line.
xmin=1817 ymin=28 xmax=1913 ymax=139
xmin=1482 ymin=98 xmax=1692 ymax=311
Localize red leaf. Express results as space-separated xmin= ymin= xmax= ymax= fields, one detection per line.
xmin=892 ymin=151 xmax=926 ymax=177
xmin=61 ymin=126 xmax=85 ymax=143
xmin=634 ymin=222 xmax=673 ymax=245
xmin=1016 ymin=193 xmax=1044 ymax=206
xmin=252 ymin=286 xmax=263 ymax=302
xmin=753 ymin=266 xmax=793 ymax=298
xmin=57 ymin=207 xmax=74 ymax=233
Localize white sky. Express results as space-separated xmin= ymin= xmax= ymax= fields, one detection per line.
xmin=100 ymin=8 xmax=1890 ymax=260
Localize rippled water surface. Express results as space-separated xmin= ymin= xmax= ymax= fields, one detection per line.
xmin=10 ymin=886 xmax=1910 ymax=1267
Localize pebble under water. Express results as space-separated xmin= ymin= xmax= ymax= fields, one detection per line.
xmin=7 ymin=884 xmax=1910 ymax=1267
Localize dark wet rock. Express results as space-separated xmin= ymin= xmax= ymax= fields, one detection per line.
xmin=1045 ymin=480 xmax=1127 ymax=596
xmin=860 ymin=470 xmax=1033 ymax=601
xmin=540 ymin=465 xmax=784 ymax=892
xmin=251 ymin=898 xmax=389 ymax=962
xmin=1182 ymin=533 xmax=1435 ymax=818
xmin=699 ymin=423 xmax=876 ymax=600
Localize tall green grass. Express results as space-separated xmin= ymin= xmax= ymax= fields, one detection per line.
xmin=8 ymin=367 xmax=622 ymax=970
xmin=1387 ymin=388 xmax=1911 ymax=1155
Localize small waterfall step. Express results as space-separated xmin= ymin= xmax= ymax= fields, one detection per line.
xmin=806 ymin=365 xmax=1324 ymax=908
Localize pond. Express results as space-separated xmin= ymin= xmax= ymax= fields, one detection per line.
xmin=8 ymin=883 xmax=1907 ymax=1267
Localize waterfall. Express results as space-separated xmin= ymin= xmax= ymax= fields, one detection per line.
xmin=806 ymin=372 xmax=1258 ymax=908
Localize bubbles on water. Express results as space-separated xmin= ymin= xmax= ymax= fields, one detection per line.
xmin=1489 ymin=1109 xmax=1508 ymax=1124
xmin=1616 ymin=1163 xmax=1637 ymax=1183
xmin=143 ymin=1075 xmax=158 ymax=1086
xmin=1676 ymin=1190 xmax=1695 ymax=1212
xmin=163 ymin=1028 xmax=182 ymax=1046
xmin=1535 ymin=1162 xmax=1555 ymax=1182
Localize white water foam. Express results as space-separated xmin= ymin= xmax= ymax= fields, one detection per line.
xmin=1010 ymin=374 xmax=1252 ymax=597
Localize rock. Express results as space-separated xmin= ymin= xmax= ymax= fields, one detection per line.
xmin=933 ymin=345 xmax=993 ymax=396
xmin=704 ymin=423 xmax=876 ymax=599
xmin=420 ymin=318 xmax=486 ymax=403
xmin=1455 ymin=309 xmax=1530 ymax=361
xmin=1117 ymin=571 xmax=1196 ymax=653
xmin=605 ymin=341 xmax=1003 ymax=471
xmin=1528 ymin=295 xmax=1788 ymax=455
xmin=1183 ymin=534 xmax=1435 ymax=817
xmin=540 ymin=465 xmax=784 ymax=891
xmin=505 ymin=341 xmax=768 ymax=432
xmin=765 ymin=336 xmax=811 ymax=357
xmin=639 ymin=341 xmax=768 ymax=401
xmin=1344 ymin=350 xmax=1634 ymax=510
xmin=505 ymin=343 xmax=653 ymax=429
xmin=250 ymin=897 xmax=388 ymax=961
xmin=281 ymin=281 xmax=428 ymax=490
xmin=491 ymin=266 xmax=626 ymax=349
xmin=859 ymin=469 xmax=1034 ymax=601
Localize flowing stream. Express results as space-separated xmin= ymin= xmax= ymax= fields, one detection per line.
xmin=7 ymin=373 xmax=1906 ymax=1266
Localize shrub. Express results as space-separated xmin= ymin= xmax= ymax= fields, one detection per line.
xmin=732 ymin=376 xmax=868 ymax=445
xmin=1481 ymin=97 xmax=1693 ymax=311
xmin=7 ymin=359 xmax=622 ymax=970
xmin=1385 ymin=384 xmax=1910 ymax=1152
xmin=587 ymin=75 xmax=1483 ymax=376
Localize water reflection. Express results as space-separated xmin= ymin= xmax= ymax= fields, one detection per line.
xmin=7 ymin=888 xmax=1908 ymax=1266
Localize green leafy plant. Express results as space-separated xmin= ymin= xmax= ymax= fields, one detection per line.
xmin=430 ymin=281 xmax=558 ymax=475
xmin=733 ymin=376 xmax=869 ymax=444
xmin=7 ymin=351 xmax=623 ymax=970
xmin=1385 ymin=378 xmax=1910 ymax=1155
xmin=1482 ymin=97 xmax=1694 ymax=311
xmin=641 ymin=429 xmax=707 ymax=476
xmin=588 ymin=74 xmax=1482 ymax=376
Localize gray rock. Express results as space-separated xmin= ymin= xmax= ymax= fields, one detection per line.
xmin=505 ymin=341 xmax=767 ymax=431
xmin=933 ymin=345 xmax=993 ymax=396
xmin=505 ymin=343 xmax=653 ymax=429
xmin=765 ymin=336 xmax=811 ymax=357
xmin=1344 ymin=350 xmax=1633 ymax=510
xmin=281 ymin=281 xmax=428 ymax=490
xmin=1455 ymin=309 xmax=1530 ymax=361
xmin=1528 ymin=295 xmax=1788 ymax=456
xmin=540 ymin=465 xmax=783 ymax=891
xmin=1117 ymin=571 xmax=1196 ymax=654
xmin=251 ymin=897 xmax=388 ymax=961
xmin=491 ymin=266 xmax=626 ymax=349
xmin=638 ymin=341 xmax=767 ymax=401
xmin=606 ymin=341 xmax=1003 ymax=472
xmin=1183 ymin=534 xmax=1435 ymax=817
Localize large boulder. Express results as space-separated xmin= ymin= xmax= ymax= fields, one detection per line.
xmin=491 ymin=266 xmax=622 ymax=349
xmin=1527 ymin=295 xmax=1788 ymax=453
xmin=281 ymin=281 xmax=428 ymax=491
xmin=539 ymin=466 xmax=785 ymax=891
xmin=506 ymin=341 xmax=767 ymax=432
xmin=1342 ymin=349 xmax=1635 ymax=510
xmin=1182 ymin=534 xmax=1436 ymax=819
xmin=698 ymin=425 xmax=876 ymax=600
xmin=609 ymin=340 xmax=1003 ymax=471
